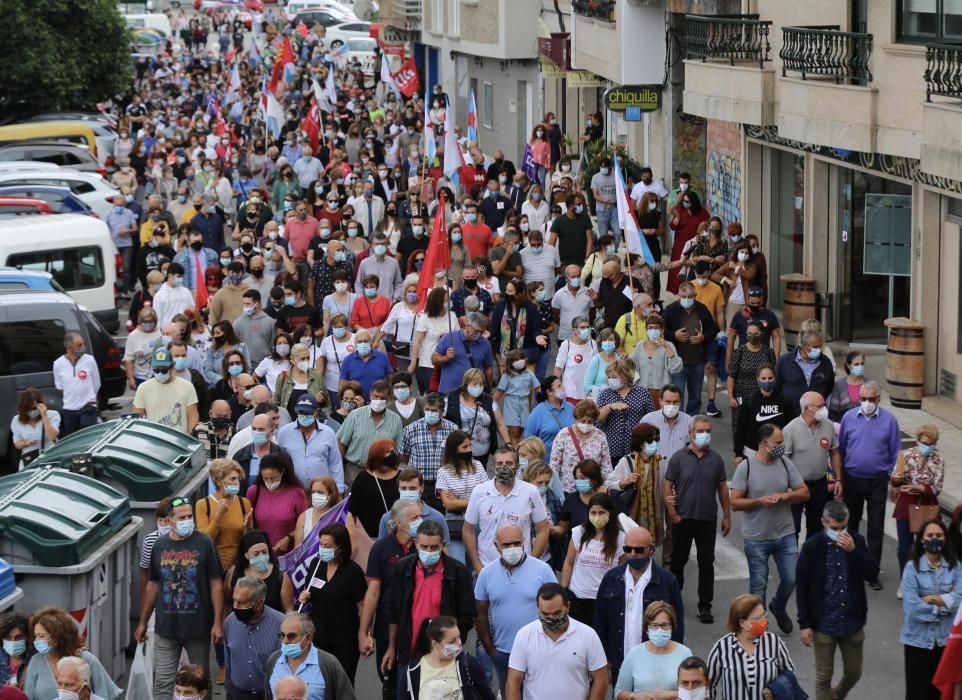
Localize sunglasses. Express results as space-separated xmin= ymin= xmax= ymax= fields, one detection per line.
xmin=170 ymin=497 xmax=191 ymax=508
xmin=623 ymin=545 xmax=649 ymax=554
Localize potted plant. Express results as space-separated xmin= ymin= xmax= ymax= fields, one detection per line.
xmin=579 ymin=143 xmax=640 ymax=213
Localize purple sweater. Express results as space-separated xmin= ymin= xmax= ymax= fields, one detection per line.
xmin=838 ymin=407 xmax=901 ymax=479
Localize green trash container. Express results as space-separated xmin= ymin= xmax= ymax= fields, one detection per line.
xmin=0 ymin=467 xmax=140 ymax=684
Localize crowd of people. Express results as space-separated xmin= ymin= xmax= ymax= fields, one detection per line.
xmin=5 ymin=3 xmax=962 ymax=700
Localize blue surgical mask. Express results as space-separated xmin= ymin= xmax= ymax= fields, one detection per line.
xmin=693 ymin=432 xmax=711 ymax=448
xmin=374 ymin=245 xmax=387 ymax=257
xmin=601 ymin=340 xmax=616 ymax=353
xmin=600 ymin=167 xmax=610 ymax=175
xmin=568 ymin=277 xmax=581 ymax=289
xmin=356 ymin=342 xmax=371 ymax=356
xmin=466 ymin=213 xmax=478 ymax=223
xmin=228 ymin=364 xmax=243 ymax=377
xmin=574 ymin=204 xmax=584 ymax=214
xmin=317 ymin=547 xmax=336 ymax=562
xmin=918 ymin=443 xmax=936 ymax=456
xmin=851 ymin=364 xmax=865 ymax=377
xmin=536 ymin=290 xmax=547 ymax=301
xmin=399 ymin=490 xmax=420 ymax=502
xmin=825 ymin=527 xmax=841 ymax=542
xmin=644 ymin=441 xmax=659 ymax=456
xmin=280 ymin=642 xmax=303 ymax=658
xmin=225 ymin=484 xmax=240 ymax=495
xmin=284 ymin=295 xmax=296 ymax=306
xmin=407 ymin=517 xmax=423 ymax=536
xmin=418 ymin=548 xmax=441 ymax=566
xmin=250 ymin=553 xmax=270 ymax=571
xmin=113 ymin=205 xmax=125 ymax=214
xmin=297 ymin=414 xmax=315 ymax=427
xmin=647 ymin=328 xmax=662 ymax=341
xmin=467 ymin=384 xmax=483 ymax=398
xmin=575 ymin=479 xmax=592 ymax=494
xmin=364 ymin=287 xmax=378 ymax=298
xmin=424 ymin=410 xmax=440 ymax=425
xmin=3 ymin=639 xmax=25 ymax=657
xmin=333 ymin=326 xmax=347 ymax=338
xmin=680 ymin=298 xmax=694 ymax=309
xmin=807 ymin=348 xmax=822 ymax=360
xmin=153 ymin=370 xmax=170 ymax=382
xmin=648 ymin=629 xmax=672 ymax=648
xmin=173 ymin=357 xmax=188 ymax=371
xmin=251 ymin=430 xmax=268 ymax=446
xmin=452 ymin=233 xmax=462 ymax=243
xmin=579 ymin=328 xmax=591 ymax=341
xmin=334 ymin=251 xmax=346 ymax=262
xmin=33 ymin=639 xmax=51 ymax=655
xmin=537 ymin=485 xmax=548 ymax=496
xmin=394 ymin=387 xmax=411 ymax=402
xmin=175 ymin=519 xmax=195 ymax=537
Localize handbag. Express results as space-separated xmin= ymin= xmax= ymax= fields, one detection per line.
xmin=20 ymin=428 xmax=45 ymax=467
xmin=908 ymin=497 xmax=941 ymax=533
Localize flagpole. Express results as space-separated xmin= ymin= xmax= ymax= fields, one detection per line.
xmin=617 ymin=153 xmax=637 ymax=337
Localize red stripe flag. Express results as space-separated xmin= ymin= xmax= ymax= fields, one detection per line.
xmin=268 ymin=37 xmax=295 ymax=94
xmin=301 ymin=103 xmax=319 ymax=152
xmin=416 ymin=192 xmax=450 ymax=311
xmin=934 ymin=605 xmax=962 ymax=699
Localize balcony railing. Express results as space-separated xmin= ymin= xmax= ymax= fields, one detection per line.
xmin=780 ymin=26 xmax=873 ymax=85
xmin=572 ymin=0 xmax=615 ymax=23
xmin=686 ymin=14 xmax=772 ymax=67
xmin=379 ymin=0 xmax=422 ymax=29
xmin=925 ymin=43 xmax=962 ymax=102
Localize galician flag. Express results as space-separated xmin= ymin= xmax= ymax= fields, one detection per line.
xmin=423 ymin=94 xmax=437 ymax=164
xmin=467 ymin=90 xmax=479 ymax=144
xmin=615 ymin=154 xmax=656 ymax=266
xmin=225 ymin=63 xmax=241 ymax=104
xmin=442 ymin=97 xmax=464 ymax=179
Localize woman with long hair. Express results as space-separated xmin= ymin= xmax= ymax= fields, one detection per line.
xmin=223 ymin=529 xmax=296 ymax=613
xmin=436 ymin=431 xmax=489 ymax=563
xmin=348 ymin=438 xmax=401 ymax=538
xmin=11 ymin=388 xmax=60 ymax=470
xmin=489 ymin=278 xmax=545 ymax=369
xmin=244 ymin=454 xmax=306 ymax=555
xmin=409 ymin=286 xmax=459 ymax=395
xmin=294 ymin=476 xmax=363 ymax=561
xmin=447 ymin=223 xmax=473 ymax=286
xmin=712 ymin=238 xmax=763 ymax=323
xmin=528 ymin=124 xmax=551 ymax=188
xmin=203 ymin=320 xmax=250 ymax=387
xmin=401 ymin=615 xmax=495 ymax=700
xmin=560 ymin=492 xmax=625 ymax=624
xmin=609 ymin=423 xmax=667 ymax=547
xmin=211 ymin=349 xmax=249 ymax=403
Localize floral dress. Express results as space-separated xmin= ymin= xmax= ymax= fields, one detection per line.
xmin=595 ymin=386 xmax=656 ymax=464
xmin=549 ymin=426 xmax=613 ymax=492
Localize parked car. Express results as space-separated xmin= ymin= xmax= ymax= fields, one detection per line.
xmin=0 ymin=197 xmax=55 ymax=219
xmin=0 ymin=167 xmax=119 ymax=219
xmin=286 ymin=0 xmax=356 ymax=21
xmin=0 ymin=185 xmax=94 ymax=216
xmin=294 ymin=8 xmax=354 ymax=28
xmin=340 ymin=37 xmax=378 ymax=75
xmin=0 ymin=142 xmax=102 ymax=174
xmin=324 ymin=21 xmax=370 ymax=48
xmin=27 ymin=112 xmax=119 ymax=129
xmin=0 ymin=268 xmax=66 ymax=292
xmin=0 ymin=290 xmax=125 ymax=471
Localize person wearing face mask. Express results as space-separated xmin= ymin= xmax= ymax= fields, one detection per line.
xmin=506 ymin=582 xmax=607 ymax=700
xmin=782 ymin=391 xmax=844 ymax=542
xmin=714 ymin=239 xmax=764 ymax=329
xmin=208 ymin=261 xmax=249 ymax=326
xmin=133 ymin=347 xmax=200 ymax=434
xmin=336 ymin=380 xmax=403 ymax=492
xmin=136 ymin=225 xmax=176 ymax=292
xmin=127 ymin=269 xmax=166 ymax=332
xmin=123 ymin=308 xmax=162 ymax=391
xmin=134 ymin=496 xmax=224 ymax=698
xmin=829 ymin=351 xmax=867 ymax=421
xmin=435 ymin=430 xmax=491 ymax=562
xmin=549 ymin=194 xmax=594 ymax=268
xmin=448 ymin=262 xmax=493 ymax=320
xmin=51 ymin=655 xmax=102 ymax=700
xmin=401 ymin=614 xmax=495 ymax=700
xmin=664 ymin=416 xmax=731 ymax=624
xmin=266 ymin=613 xmax=354 ymax=700
xmin=252 ymin=332 xmax=294 ymax=394
xmin=192 ymin=399 xmax=236 ymax=461
xmin=0 ymin=611 xmax=31 ymax=690
xmin=478 ymin=179 xmax=513 ymax=232
xmin=474 ymin=523 xmax=556 ymax=697
xmin=170 ymin=663 xmax=208 ymax=700
xmin=795 ymin=500 xmax=878 ymax=700
xmin=346 ymin=438 xmax=403 ymax=537
xmin=521 ymin=184 xmax=551 ymax=235
xmin=105 ymin=193 xmax=140 ymax=293
xmin=308 ymin=240 xmax=353 ymax=310
xmin=707 ymin=594 xmax=797 ymax=700
xmin=338 ymin=328 xmax=394 ymax=402
xmin=222 ymin=575 xmax=286 ymax=697
xmin=355 ymin=236 xmax=404 ymax=302
xmin=187 ymin=193 xmax=225 ymax=252
xmin=663 ymin=282 xmax=718 ymax=415
xmin=382 ymin=520 xmax=477 ymax=681
xmin=628 ymin=314 xmax=682 ymax=407
xmin=242 ymin=452 xmax=306 ymax=556
xmin=773 ymin=328 xmax=835 ymax=420
xmin=733 ymin=364 xmax=792 ymax=464
xmin=667 ymin=190 xmax=708 ymax=295
xmin=232 ymin=289 xmax=276 ymax=367
xmin=725 ymin=287 xmax=782 ymax=370
xmin=395 ymin=213 xmax=430 ymax=272
xmin=730 ymin=424 xmax=809 ymax=635
xmin=614 ymin=601 xmax=692 ymax=700
xmin=432 ymin=312 xmax=497 ymax=393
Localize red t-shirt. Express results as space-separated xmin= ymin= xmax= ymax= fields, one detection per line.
xmin=410 ymin=558 xmax=444 ymax=650
xmin=461 ymin=222 xmax=493 ymax=261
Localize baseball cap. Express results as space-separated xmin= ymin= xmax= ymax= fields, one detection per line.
xmin=294 ymin=395 xmax=318 ymax=414
xmin=151 ymin=347 xmax=173 ymax=368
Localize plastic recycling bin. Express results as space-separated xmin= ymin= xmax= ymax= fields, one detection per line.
xmin=0 ymin=467 xmax=140 ymax=684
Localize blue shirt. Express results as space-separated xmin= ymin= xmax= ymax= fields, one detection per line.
xmin=474 ymin=555 xmax=557 ymax=652
xmin=523 ymin=400 xmax=575 ymax=456
xmin=275 ymin=420 xmax=346 ymax=492
xmin=435 ymin=330 xmax=495 ymax=394
xmin=340 ymin=351 xmax=393 ymax=400
xmin=376 ymin=502 xmax=451 ymax=542
xmin=900 ymin=556 xmax=962 ymax=649
xmin=820 ymin=541 xmax=860 ymax=636
xmin=172 ymin=247 xmax=219 ymax=291
xmin=269 ymin=645 xmax=325 ymax=699
xmin=794 ymin=349 xmax=818 ymax=385
xmin=189 ymin=211 xmax=225 ymax=251
xmin=105 ymin=207 xmax=138 ymax=248
xmin=838 ymin=407 xmax=901 ymax=479
xmin=224 ymin=606 xmax=284 ymax=693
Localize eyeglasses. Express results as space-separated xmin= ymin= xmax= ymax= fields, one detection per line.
xmin=647 ymin=622 xmax=672 ymax=631
xmin=228 ymin=362 xmax=244 ymax=368
xmin=277 ymin=632 xmax=303 ymax=642
xmin=623 ymin=545 xmax=649 ymax=554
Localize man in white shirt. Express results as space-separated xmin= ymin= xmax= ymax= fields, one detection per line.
xmin=629 ymin=166 xmax=669 ymax=203
xmin=506 ymin=582 xmax=608 ymax=700
xmin=152 ymin=262 xmax=195 ymax=326
xmin=519 ymin=229 xmax=561 ymax=301
xmin=551 ymin=265 xmax=592 ymax=342
xmin=463 ymin=447 xmax=550 ymax=575
xmin=293 ymin=145 xmax=323 ymax=189
xmin=348 ymin=180 xmax=386 ymax=237
xmin=53 ymin=332 xmax=101 ymax=436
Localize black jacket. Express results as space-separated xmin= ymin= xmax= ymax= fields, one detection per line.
xmin=234 ymin=441 xmax=291 ymax=492
xmin=444 ymin=389 xmax=497 ymax=455
xmin=402 ymin=651 xmax=495 ymax=700
xmin=775 ymin=351 xmax=835 ymax=419
xmin=488 ymin=300 xmax=543 ymax=362
xmin=795 ymin=529 xmax=878 ymax=631
xmin=734 ymin=390 xmax=793 ymax=458
xmin=662 ymin=299 xmax=719 ymax=361
xmin=385 ymin=552 xmax=477 ymax=662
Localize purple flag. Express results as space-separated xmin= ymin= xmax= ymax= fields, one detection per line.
xmin=279 ymin=496 xmax=350 ymax=597
xmin=205 ymin=90 xmax=219 ymax=120
xmin=521 ymin=143 xmax=540 ymax=186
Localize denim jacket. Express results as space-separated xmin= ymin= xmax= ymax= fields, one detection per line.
xmin=899 ymin=555 xmax=962 ymax=649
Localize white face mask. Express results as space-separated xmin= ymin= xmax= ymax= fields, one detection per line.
xmin=662 ymin=403 xmax=680 ymax=418
xmin=860 ymin=399 xmax=878 ymax=416
xmin=677 ymin=688 xmax=707 ymax=700
xmin=814 ymin=406 xmax=829 ymax=422
xmin=312 ymin=493 xmax=329 ymax=509
xmin=576 ymin=422 xmax=594 ymax=433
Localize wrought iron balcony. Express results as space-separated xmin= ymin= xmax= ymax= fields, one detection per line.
xmin=686 ymin=14 xmax=772 ymax=67
xmin=572 ymin=0 xmax=615 ymax=23
xmin=780 ymin=26 xmax=873 ymax=85
xmin=925 ymin=43 xmax=962 ymax=102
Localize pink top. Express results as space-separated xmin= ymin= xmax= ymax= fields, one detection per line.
xmin=246 ymin=484 xmax=309 ymax=548
xmin=530 ymin=140 xmax=551 ymax=168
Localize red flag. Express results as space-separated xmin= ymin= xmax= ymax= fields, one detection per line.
xmin=268 ymin=37 xmax=295 ymax=94
xmin=934 ymin=607 xmax=962 ymax=699
xmin=392 ymin=58 xmax=421 ymax=98
xmin=301 ymin=103 xmax=320 ymax=152
xmin=416 ymin=192 xmax=450 ymax=311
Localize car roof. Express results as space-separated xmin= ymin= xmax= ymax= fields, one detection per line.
xmin=0 ymin=267 xmax=54 ymax=280
xmin=0 ymin=289 xmax=78 ymax=307
xmin=0 ymin=184 xmax=74 ymax=194
xmin=0 ymin=168 xmax=109 ymax=183
xmin=0 ymin=141 xmax=93 ymax=152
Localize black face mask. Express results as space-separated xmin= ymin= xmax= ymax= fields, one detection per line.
xmin=233 ymin=605 xmax=258 ymax=624
xmin=211 ymin=416 xmax=231 ymax=430
xmin=241 ymin=243 xmax=253 ymax=252
xmin=383 ymin=452 xmax=399 ymax=468
xmin=463 ymin=279 xmax=478 ymax=290
xmin=190 ymin=240 xmax=204 ymax=251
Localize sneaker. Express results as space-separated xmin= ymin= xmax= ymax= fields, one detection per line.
xmin=897 ymin=584 xmax=903 ymax=600
xmin=869 ymin=579 xmax=884 ymax=591
xmin=706 ymin=401 xmax=721 ymax=417
xmin=697 ymin=607 xmax=714 ymax=624
xmin=772 ymin=605 xmax=793 ymax=634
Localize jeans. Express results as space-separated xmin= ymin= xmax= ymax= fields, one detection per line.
xmin=669 ymin=519 xmax=717 ymax=610
xmin=474 ymin=639 xmax=497 ymax=694
xmin=595 ymin=205 xmax=620 ymax=244
xmin=534 ymin=346 xmax=551 ymax=382
xmin=813 ymin=629 xmax=864 ymax=700
xmin=672 ymin=363 xmax=706 ymax=416
xmin=60 ymin=404 xmax=98 ymax=437
xmin=896 ymin=518 xmax=914 ymax=574
xmin=414 ymin=366 xmax=433 ymax=395
xmin=118 ymin=245 xmax=136 ymax=291
xmin=536 ymin=165 xmax=548 ymax=188
xmin=792 ymin=477 xmax=831 ymax=541
xmin=744 ymin=532 xmax=797 ymax=615
xmin=153 ymin=635 xmax=211 ymax=698
xmin=490 ymin=648 xmax=511 ymax=699
xmin=842 ymin=472 xmax=888 ymax=573
xmin=446 ymin=537 xmax=466 ymax=564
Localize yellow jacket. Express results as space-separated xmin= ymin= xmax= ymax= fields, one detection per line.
xmin=615 ymin=311 xmax=648 ymax=356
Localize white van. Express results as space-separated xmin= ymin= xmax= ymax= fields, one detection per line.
xmin=124 ymin=13 xmax=173 ymax=37
xmin=286 ymin=0 xmax=357 ymax=21
xmin=0 ymin=215 xmax=118 ymax=332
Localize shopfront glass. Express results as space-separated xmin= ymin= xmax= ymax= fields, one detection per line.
xmin=836 ymin=169 xmax=911 ymax=342
xmin=768 ymin=149 xmax=805 ymax=310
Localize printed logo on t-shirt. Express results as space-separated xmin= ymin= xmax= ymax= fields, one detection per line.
xmin=347 ymin=345 xmax=356 ymax=353
xmin=819 ymin=437 xmax=830 ymax=449
xmin=77 ymin=370 xmax=89 ymax=380
xmin=506 ymin=513 xmax=519 ymax=523
xmin=159 ymin=546 xmax=202 ymax=612
xmin=574 ymin=354 xmax=584 ymax=364
xmin=484 ymin=283 xmax=493 ymax=290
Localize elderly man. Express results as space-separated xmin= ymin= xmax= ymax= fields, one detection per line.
xmin=168 ymin=185 xmax=192 ymax=223
xmin=276 ymin=395 xmax=345 ymax=490
xmin=593 ymin=527 xmax=684 ymax=680
xmin=336 ymin=379 xmax=403 ymax=485
xmin=245 ymin=255 xmax=275 ymax=302
xmin=663 ymin=283 xmax=718 ymax=416
xmin=552 ymin=264 xmax=592 ymax=342
xmin=236 ymin=388 xmax=292 ymax=431
xmin=591 ymin=259 xmax=635 ymax=331
xmin=838 ymin=380 xmax=899 ymax=590
xmin=488 ymin=228 xmax=524 ymax=291
xmin=189 ymin=193 xmax=225 ymax=251
xmin=274 ymin=676 xmax=308 ymax=700
xmin=433 ymin=312 xmax=496 ymax=393
xmin=55 ymin=656 xmax=108 ymax=700
xmin=476 ymin=524 xmax=557 ymax=697
xmin=227 ymin=373 xmax=258 ymax=424
xmin=399 ymin=392 xmax=457 ymax=510
xmin=224 ymin=576 xmax=284 ymax=699
xmin=54 ymin=331 xmax=101 ymax=436
xmin=267 ymin=614 xmax=354 ymax=700
xmin=232 ymin=412 xmax=287 ymax=489
xmin=339 ymin=330 xmax=394 ymax=401
xmin=784 ymin=391 xmax=843 ymax=541
xmin=775 ymin=328 xmax=835 ymax=419
xmin=613 ymin=292 xmax=654 ymax=356
xmin=192 ymin=399 xmax=234 ymax=460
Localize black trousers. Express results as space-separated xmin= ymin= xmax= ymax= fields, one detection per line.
xmin=375 ymin=635 xmax=397 ymax=699
xmin=320 ymin=641 xmax=360 ymax=685
xmin=670 ymin=519 xmax=717 ymax=610
xmin=904 ymin=643 xmax=943 ymax=700
xmin=60 ymin=404 xmax=98 ymax=437
xmin=225 ymin=686 xmax=265 ymax=700
xmin=843 ymin=472 xmax=888 ymax=571
xmin=792 ymin=477 xmax=831 ymax=541
xmin=569 ymin=594 xmax=596 ymax=626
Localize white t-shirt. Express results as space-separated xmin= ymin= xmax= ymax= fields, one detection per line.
xmin=508 ymin=617 xmax=607 ymax=700
xmin=629 ymin=180 xmax=669 ymax=202
xmin=554 ymin=339 xmax=596 ymax=402
xmin=53 ymin=354 xmax=101 ymax=410
xmin=123 ymin=329 xmax=162 ymax=380
xmin=568 ymin=525 xmax=625 ymax=599
xmin=152 ymin=284 xmax=195 ymax=325
xmin=464 ymin=479 xmax=548 ymax=566
xmin=415 ymin=312 xmax=460 ymax=368
xmin=479 ymin=276 xmax=501 ymax=300
xmin=520 ymin=244 xmax=562 ymax=300
xmin=382 ymin=303 xmax=418 ymax=348
xmin=318 ymin=334 xmax=356 ymax=390
xmin=254 ymin=357 xmax=291 ymax=392
xmin=435 ymin=462 xmax=488 ymax=519
xmin=133 ymin=376 xmax=198 ymax=433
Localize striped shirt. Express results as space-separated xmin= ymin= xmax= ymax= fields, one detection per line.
xmin=399 ymin=418 xmax=457 ymax=481
xmin=139 ymin=530 xmax=160 ymax=569
xmin=224 ymin=606 xmax=285 ymax=693
xmin=335 ymin=406 xmax=404 ymax=466
xmin=640 ymin=410 xmax=693 ymax=462
xmin=436 ymin=462 xmax=489 ymax=521
xmin=707 ymin=631 xmax=794 ymax=700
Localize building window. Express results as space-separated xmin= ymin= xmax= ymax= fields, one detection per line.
xmin=899 ymin=0 xmax=962 ymax=42
xmin=448 ymin=0 xmax=460 ymax=36
xmin=482 ymin=81 xmax=494 ymax=129
xmin=430 ymin=0 xmax=442 ymax=33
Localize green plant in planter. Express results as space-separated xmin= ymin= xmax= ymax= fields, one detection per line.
xmin=579 ymin=144 xmax=640 ymax=213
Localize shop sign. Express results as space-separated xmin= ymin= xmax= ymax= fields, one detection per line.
xmin=567 ymin=71 xmax=605 ymax=88
xmin=603 ymin=85 xmax=661 ymax=112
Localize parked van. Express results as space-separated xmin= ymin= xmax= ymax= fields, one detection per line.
xmin=124 ymin=12 xmax=173 ymax=37
xmin=0 ymin=215 xmax=119 ymax=332
xmin=0 ymin=123 xmax=99 ymax=160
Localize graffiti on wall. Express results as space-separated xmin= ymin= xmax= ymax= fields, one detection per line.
xmin=706 ymin=120 xmax=742 ymax=224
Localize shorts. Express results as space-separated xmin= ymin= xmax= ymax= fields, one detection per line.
xmin=705 ymin=335 xmax=728 ymax=381
xmin=501 ymin=394 xmax=531 ymax=427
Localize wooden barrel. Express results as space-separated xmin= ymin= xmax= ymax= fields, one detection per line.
xmin=780 ymin=274 xmax=816 ymax=346
xmin=884 ymin=317 xmax=925 ymax=409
